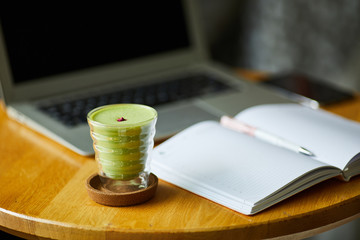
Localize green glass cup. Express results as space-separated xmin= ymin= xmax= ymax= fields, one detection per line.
xmin=87 ymin=104 xmax=157 ymax=192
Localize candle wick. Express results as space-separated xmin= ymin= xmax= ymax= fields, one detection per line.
xmin=117 ymin=117 xmax=127 ymax=122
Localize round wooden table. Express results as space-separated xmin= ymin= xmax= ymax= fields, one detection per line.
xmin=1 ymin=74 xmax=360 ymax=239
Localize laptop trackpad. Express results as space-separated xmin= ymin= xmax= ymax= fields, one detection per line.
xmin=155 ymin=102 xmax=219 ymax=139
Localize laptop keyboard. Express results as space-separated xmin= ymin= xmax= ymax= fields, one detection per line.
xmin=39 ymin=74 xmax=231 ymax=127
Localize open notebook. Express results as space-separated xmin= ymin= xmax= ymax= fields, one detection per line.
xmin=151 ymin=104 xmax=360 ymax=215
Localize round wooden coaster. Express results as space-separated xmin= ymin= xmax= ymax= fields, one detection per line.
xmin=86 ymin=173 xmax=158 ymax=206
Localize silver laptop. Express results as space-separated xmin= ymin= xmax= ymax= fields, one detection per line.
xmin=0 ymin=0 xmax=289 ymax=155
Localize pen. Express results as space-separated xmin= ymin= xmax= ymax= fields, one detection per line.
xmin=220 ymin=116 xmax=314 ymax=156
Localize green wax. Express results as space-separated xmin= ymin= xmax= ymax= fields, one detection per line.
xmin=88 ymin=104 xmax=157 ymax=127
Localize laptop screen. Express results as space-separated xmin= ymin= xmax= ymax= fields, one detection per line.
xmin=0 ymin=2 xmax=190 ymax=84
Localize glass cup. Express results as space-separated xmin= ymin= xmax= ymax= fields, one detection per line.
xmin=87 ymin=104 xmax=157 ymax=193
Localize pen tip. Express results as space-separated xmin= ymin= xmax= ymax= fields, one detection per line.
xmin=299 ymin=147 xmax=315 ymax=157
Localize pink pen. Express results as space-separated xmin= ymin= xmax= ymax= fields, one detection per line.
xmin=220 ymin=116 xmax=314 ymax=156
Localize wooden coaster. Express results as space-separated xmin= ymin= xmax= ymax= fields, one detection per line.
xmin=86 ymin=173 xmax=158 ymax=206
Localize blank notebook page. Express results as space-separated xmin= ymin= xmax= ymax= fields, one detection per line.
xmin=151 ymin=121 xmax=328 ymax=205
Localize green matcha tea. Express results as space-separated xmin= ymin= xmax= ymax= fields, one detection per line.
xmin=87 ymin=104 xmax=157 ymax=192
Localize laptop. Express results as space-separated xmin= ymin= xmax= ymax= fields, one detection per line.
xmin=0 ymin=1 xmax=289 ymax=156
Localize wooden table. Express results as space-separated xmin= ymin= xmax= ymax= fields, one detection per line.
xmin=1 ymin=72 xmax=360 ymax=240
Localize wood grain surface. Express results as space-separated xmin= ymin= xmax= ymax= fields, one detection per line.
xmin=1 ymin=72 xmax=360 ymax=239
